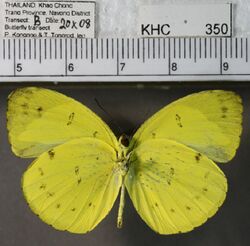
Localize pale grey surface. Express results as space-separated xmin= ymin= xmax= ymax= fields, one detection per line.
xmin=0 ymin=83 xmax=250 ymax=246
xmin=94 ymin=0 xmax=250 ymax=37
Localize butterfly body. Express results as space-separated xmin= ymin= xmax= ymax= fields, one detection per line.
xmin=7 ymin=88 xmax=243 ymax=235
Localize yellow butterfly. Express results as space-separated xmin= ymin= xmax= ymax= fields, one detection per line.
xmin=7 ymin=88 xmax=243 ymax=234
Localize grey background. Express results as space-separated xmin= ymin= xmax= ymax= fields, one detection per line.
xmin=0 ymin=83 xmax=249 ymax=246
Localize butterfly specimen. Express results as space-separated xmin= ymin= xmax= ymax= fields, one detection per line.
xmin=7 ymin=88 xmax=242 ymax=234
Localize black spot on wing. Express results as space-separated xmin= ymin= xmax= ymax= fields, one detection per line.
xmin=75 ymin=166 xmax=79 ymax=175
xmin=40 ymin=184 xmax=46 ymax=190
xmin=93 ymin=131 xmax=98 ymax=137
xmin=203 ymin=187 xmax=208 ymax=192
xmin=56 ymin=204 xmax=61 ymax=209
xmin=38 ymin=168 xmax=44 ymax=176
xmin=67 ymin=112 xmax=75 ymax=126
xmin=47 ymin=192 xmax=55 ymax=197
xmin=170 ymin=167 xmax=175 ymax=176
xmin=88 ymin=202 xmax=92 ymax=207
xmin=204 ymin=172 xmax=210 ymax=179
xmin=48 ymin=150 xmax=55 ymax=160
xmin=77 ymin=178 xmax=82 ymax=185
xmin=21 ymin=103 xmax=28 ymax=109
xmin=195 ymin=153 xmax=202 ymax=162
xmin=221 ymin=106 xmax=228 ymax=113
xmin=175 ymin=114 xmax=183 ymax=128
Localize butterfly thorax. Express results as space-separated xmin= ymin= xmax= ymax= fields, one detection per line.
xmin=115 ymin=135 xmax=131 ymax=177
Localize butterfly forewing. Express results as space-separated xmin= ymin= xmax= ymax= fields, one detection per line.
xmin=130 ymin=90 xmax=242 ymax=163
xmin=7 ymin=87 xmax=118 ymax=158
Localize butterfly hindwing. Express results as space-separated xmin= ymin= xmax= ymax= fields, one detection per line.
xmin=7 ymin=87 xmax=118 ymax=158
xmin=130 ymin=90 xmax=242 ymax=163
xmin=22 ymin=137 xmax=122 ymax=233
xmin=125 ymin=139 xmax=227 ymax=234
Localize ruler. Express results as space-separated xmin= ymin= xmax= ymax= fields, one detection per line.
xmin=0 ymin=37 xmax=249 ymax=82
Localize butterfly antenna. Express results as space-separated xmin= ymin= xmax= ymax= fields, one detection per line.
xmin=130 ymin=108 xmax=151 ymax=136
xmin=94 ymin=98 xmax=124 ymax=135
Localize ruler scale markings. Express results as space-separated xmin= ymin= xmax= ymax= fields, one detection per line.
xmin=1 ymin=40 xmax=3 ymax=60
xmin=137 ymin=39 xmax=140 ymax=59
xmin=55 ymin=39 xmax=57 ymax=60
xmin=204 ymin=38 xmax=207 ymax=59
xmin=91 ymin=39 xmax=94 ymax=63
xmin=230 ymin=38 xmax=233 ymax=58
xmin=184 ymin=38 xmax=186 ymax=59
xmin=150 ymin=39 xmax=155 ymax=59
xmin=3 ymin=39 xmax=6 ymax=60
xmin=215 ymin=38 xmax=217 ymax=59
xmin=44 ymin=39 xmax=47 ymax=60
xmin=28 ymin=39 xmax=31 ymax=60
xmin=106 ymin=38 xmax=109 ymax=59
xmin=209 ymin=38 xmax=212 ymax=59
xmin=246 ymin=38 xmax=248 ymax=63
xmin=132 ymin=38 xmax=135 ymax=59
xmin=235 ymin=38 xmax=238 ymax=59
xmin=127 ymin=38 xmax=129 ymax=59
xmin=86 ymin=39 xmax=88 ymax=59
xmin=69 ymin=39 xmax=72 ymax=60
xmin=34 ymin=39 xmax=36 ymax=60
xmin=65 ymin=39 xmax=68 ymax=76
xmin=96 ymin=39 xmax=99 ymax=59
xmin=79 ymin=39 xmax=82 ymax=60
xmin=163 ymin=38 xmax=166 ymax=59
xmin=8 ymin=39 xmax=11 ymax=60
xmin=194 ymin=38 xmax=197 ymax=63
xmin=157 ymin=38 xmax=160 ymax=59
xmin=49 ymin=39 xmax=52 ymax=60
xmin=179 ymin=38 xmax=181 ymax=59
xmin=75 ymin=39 xmax=78 ymax=60
xmin=220 ymin=38 xmax=222 ymax=75
xmin=111 ymin=38 xmax=114 ymax=59
xmin=225 ymin=38 xmax=228 ymax=59
xmin=173 ymin=38 xmax=176 ymax=59
xmin=241 ymin=38 xmax=243 ymax=59
xmin=0 ymin=40 xmax=2 ymax=59
xmin=143 ymin=38 xmax=145 ymax=63
xmin=117 ymin=38 xmax=119 ymax=75
xmin=18 ymin=39 xmax=21 ymax=60
xmin=122 ymin=38 xmax=124 ymax=60
xmin=168 ymin=38 xmax=171 ymax=75
xmin=189 ymin=38 xmax=192 ymax=59
xmin=147 ymin=38 xmax=150 ymax=59
xmin=101 ymin=38 xmax=104 ymax=59
xmin=199 ymin=38 xmax=202 ymax=59
xmin=60 ymin=39 xmax=63 ymax=60
xmin=24 ymin=39 xmax=26 ymax=60
xmin=1 ymin=37 xmax=250 ymax=80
